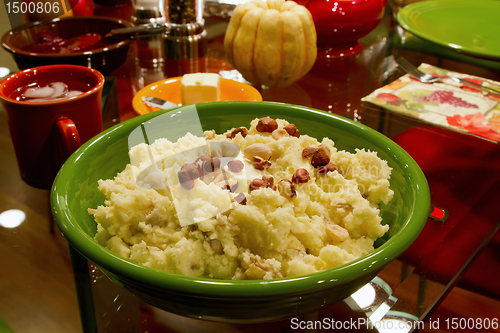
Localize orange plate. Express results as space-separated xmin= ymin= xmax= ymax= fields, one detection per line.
xmin=132 ymin=76 xmax=263 ymax=115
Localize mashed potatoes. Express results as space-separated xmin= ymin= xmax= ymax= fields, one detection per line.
xmin=89 ymin=117 xmax=394 ymax=280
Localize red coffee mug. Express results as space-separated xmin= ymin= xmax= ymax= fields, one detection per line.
xmin=0 ymin=65 xmax=104 ymax=189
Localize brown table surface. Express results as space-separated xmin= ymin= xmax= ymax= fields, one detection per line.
xmin=1 ymin=1 xmax=500 ymax=332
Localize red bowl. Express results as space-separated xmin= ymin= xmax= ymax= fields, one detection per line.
xmin=1 ymin=16 xmax=134 ymax=75
xmin=297 ymin=0 xmax=388 ymax=58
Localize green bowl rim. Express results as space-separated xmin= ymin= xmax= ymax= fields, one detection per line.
xmin=51 ymin=101 xmax=430 ymax=298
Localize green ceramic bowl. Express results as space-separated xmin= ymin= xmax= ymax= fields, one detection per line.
xmin=51 ymin=101 xmax=430 ymax=322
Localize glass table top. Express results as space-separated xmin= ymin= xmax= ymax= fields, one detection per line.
xmin=1 ymin=1 xmax=499 ymax=332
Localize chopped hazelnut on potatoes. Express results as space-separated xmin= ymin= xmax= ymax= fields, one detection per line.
xmin=292 ymin=168 xmax=310 ymax=184
xmin=256 ymin=117 xmax=278 ymax=133
xmin=226 ymin=127 xmax=248 ymax=139
xmin=284 ymin=123 xmax=300 ymax=138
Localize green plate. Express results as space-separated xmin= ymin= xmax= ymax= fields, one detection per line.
xmin=397 ymin=0 xmax=500 ymax=60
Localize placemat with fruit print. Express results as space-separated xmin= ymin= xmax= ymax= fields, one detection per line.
xmin=362 ymin=63 xmax=500 ymax=143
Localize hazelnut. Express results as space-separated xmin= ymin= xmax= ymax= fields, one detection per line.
xmin=226 ymin=127 xmax=248 ymax=139
xmin=317 ymin=163 xmax=338 ymax=175
xmin=256 ymin=117 xmax=278 ymax=133
xmin=317 ymin=144 xmax=331 ymax=156
xmin=271 ymin=129 xmax=289 ymax=140
xmin=229 ymin=179 xmax=239 ymax=192
xmin=227 ymin=159 xmax=244 ymax=173
xmin=284 ymin=124 xmax=300 ymax=138
xmin=292 ymin=168 xmax=310 ymax=184
xmin=178 ymin=163 xmax=200 ymax=183
xmin=311 ymin=150 xmax=330 ymax=168
xmin=302 ymin=147 xmax=317 ymax=158
xmin=262 ymin=175 xmax=274 ymax=187
xmin=209 ymin=239 xmax=224 ymax=255
xmin=202 ymin=157 xmax=221 ymax=173
xmin=179 ymin=179 xmax=195 ymax=190
xmin=195 ymin=155 xmax=211 ymax=163
xmin=277 ymin=179 xmax=296 ymax=198
xmin=249 ymin=178 xmax=266 ymax=191
xmin=219 ymin=179 xmax=239 ymax=192
xmin=252 ymin=156 xmax=272 ymax=170
xmin=244 ymin=143 xmax=272 ymax=161
xmin=196 ymin=164 xmax=204 ymax=180
xmin=234 ymin=192 xmax=247 ymax=205
xmin=180 ymin=163 xmax=200 ymax=177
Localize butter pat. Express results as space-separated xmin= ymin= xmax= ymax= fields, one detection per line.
xmin=181 ymin=73 xmax=221 ymax=105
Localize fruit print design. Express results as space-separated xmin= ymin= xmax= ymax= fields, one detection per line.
xmin=362 ymin=63 xmax=500 ymax=143
xmin=416 ymin=90 xmax=479 ymax=109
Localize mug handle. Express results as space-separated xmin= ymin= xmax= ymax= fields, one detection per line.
xmin=56 ymin=117 xmax=82 ymax=160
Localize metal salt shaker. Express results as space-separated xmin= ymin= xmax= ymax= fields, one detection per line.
xmin=163 ymin=0 xmax=207 ymax=60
